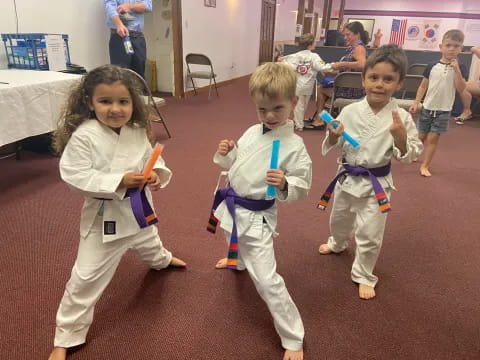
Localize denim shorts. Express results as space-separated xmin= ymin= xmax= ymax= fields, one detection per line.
xmin=417 ymin=108 xmax=451 ymax=134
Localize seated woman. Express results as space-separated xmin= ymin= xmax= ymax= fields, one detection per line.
xmin=455 ymin=46 xmax=480 ymax=125
xmin=305 ymin=21 xmax=369 ymax=130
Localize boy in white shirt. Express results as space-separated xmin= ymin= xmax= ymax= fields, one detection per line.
xmin=409 ymin=29 xmax=467 ymax=177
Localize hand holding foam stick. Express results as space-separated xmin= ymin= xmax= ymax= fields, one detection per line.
xmin=142 ymin=144 xmax=164 ymax=186
xmin=266 ymin=140 xmax=280 ymax=200
xmin=320 ymin=110 xmax=360 ymax=148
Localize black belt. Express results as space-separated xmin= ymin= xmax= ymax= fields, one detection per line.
xmin=110 ymin=29 xmax=144 ymax=38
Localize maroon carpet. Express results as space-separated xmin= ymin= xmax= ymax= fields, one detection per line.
xmin=1 ymin=78 xmax=479 ymax=360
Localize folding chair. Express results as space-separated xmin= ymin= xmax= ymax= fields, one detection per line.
xmin=123 ymin=68 xmax=171 ymax=138
xmin=396 ymin=64 xmax=427 ymax=99
xmin=396 ymin=74 xmax=424 ymax=114
xmin=330 ymin=72 xmax=364 ymax=113
xmin=407 ymin=63 xmax=428 ymax=75
xmin=185 ymin=53 xmax=219 ymax=99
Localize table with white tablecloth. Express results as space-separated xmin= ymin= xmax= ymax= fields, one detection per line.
xmin=0 ymin=70 xmax=82 ymax=148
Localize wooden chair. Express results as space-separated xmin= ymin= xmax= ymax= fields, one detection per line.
xmin=123 ymin=68 xmax=171 ymax=138
xmin=185 ymin=53 xmax=219 ymax=100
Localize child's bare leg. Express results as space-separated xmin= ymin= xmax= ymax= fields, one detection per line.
xmin=215 ymin=257 xmax=228 ymax=269
xmin=170 ymin=256 xmax=186 ymax=267
xmin=283 ymin=349 xmax=304 ymax=360
xmin=310 ymin=86 xmax=327 ymax=127
xmin=48 ymin=347 xmax=66 ymax=360
xmin=420 ymin=133 xmax=440 ymax=177
xmin=358 ymin=284 xmax=376 ymax=300
xmin=457 ymin=86 xmax=473 ymax=119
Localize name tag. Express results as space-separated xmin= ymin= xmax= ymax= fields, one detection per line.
xmin=104 ymin=221 xmax=116 ymax=235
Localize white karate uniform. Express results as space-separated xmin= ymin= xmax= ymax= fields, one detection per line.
xmin=322 ymin=99 xmax=423 ymax=287
xmin=54 ymin=120 xmax=173 ymax=348
xmin=283 ymin=50 xmax=333 ymax=129
xmin=214 ymin=121 xmax=312 ymax=351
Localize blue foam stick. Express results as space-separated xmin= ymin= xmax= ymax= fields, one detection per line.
xmin=320 ymin=110 xmax=360 ymax=148
xmin=266 ymin=139 xmax=280 ymax=200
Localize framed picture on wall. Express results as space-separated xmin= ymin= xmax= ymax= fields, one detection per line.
xmin=204 ymin=0 xmax=216 ymax=7
xmin=347 ymin=18 xmax=375 ymax=42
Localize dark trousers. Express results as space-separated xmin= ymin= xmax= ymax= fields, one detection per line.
xmin=109 ymin=31 xmax=147 ymax=78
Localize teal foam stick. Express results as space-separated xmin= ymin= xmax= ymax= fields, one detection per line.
xmin=320 ymin=110 xmax=360 ymax=148
xmin=266 ymin=139 xmax=280 ymax=200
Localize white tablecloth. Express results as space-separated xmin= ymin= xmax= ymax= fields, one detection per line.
xmin=0 ymin=70 xmax=82 ymax=147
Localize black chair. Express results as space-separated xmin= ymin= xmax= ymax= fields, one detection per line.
xmin=330 ymin=72 xmax=364 ymax=113
xmin=407 ymin=63 xmax=427 ymax=75
xmin=185 ymin=53 xmax=219 ymax=99
xmin=396 ymin=74 xmax=424 ymax=114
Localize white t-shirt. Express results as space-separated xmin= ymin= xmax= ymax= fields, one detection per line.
xmin=422 ymin=61 xmax=468 ymax=112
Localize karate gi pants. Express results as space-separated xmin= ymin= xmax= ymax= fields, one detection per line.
xmin=54 ymin=215 xmax=172 ymax=348
xmin=293 ymin=94 xmax=312 ymax=130
xmin=224 ymin=228 xmax=304 ymax=351
xmin=327 ymin=188 xmax=390 ymax=288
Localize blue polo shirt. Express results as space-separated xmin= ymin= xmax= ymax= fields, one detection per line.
xmin=104 ymin=0 xmax=152 ymax=33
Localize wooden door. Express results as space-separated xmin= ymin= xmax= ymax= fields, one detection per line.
xmin=258 ymin=0 xmax=277 ymax=64
xmin=172 ymin=0 xmax=184 ymax=97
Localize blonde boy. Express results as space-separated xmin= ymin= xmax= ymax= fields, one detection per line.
xmin=209 ymin=63 xmax=312 ymax=360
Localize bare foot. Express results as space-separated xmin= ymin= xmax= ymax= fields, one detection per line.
xmin=215 ymin=257 xmax=227 ymax=269
xmin=169 ymin=256 xmax=186 ymax=267
xmin=48 ymin=347 xmax=67 ymax=360
xmin=420 ymin=166 xmax=431 ymax=177
xmin=283 ymin=349 xmax=304 ymax=360
xmin=359 ymin=284 xmax=376 ymax=300
xmin=458 ymin=111 xmax=472 ymax=119
xmin=296 ymin=127 xmax=304 ymax=132
xmin=318 ymin=243 xmax=333 ymax=254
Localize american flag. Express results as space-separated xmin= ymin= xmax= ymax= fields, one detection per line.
xmin=389 ymin=19 xmax=407 ymax=46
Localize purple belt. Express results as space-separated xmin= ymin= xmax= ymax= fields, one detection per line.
xmin=126 ymin=188 xmax=158 ymax=228
xmin=96 ymin=188 xmax=158 ymax=229
xmin=207 ymin=187 xmax=275 ymax=269
xmin=318 ymin=161 xmax=392 ymax=213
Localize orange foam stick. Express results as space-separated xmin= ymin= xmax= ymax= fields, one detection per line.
xmin=143 ymin=144 xmax=164 ymax=181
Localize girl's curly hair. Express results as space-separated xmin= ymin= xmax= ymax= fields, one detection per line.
xmin=54 ymin=64 xmax=152 ymax=153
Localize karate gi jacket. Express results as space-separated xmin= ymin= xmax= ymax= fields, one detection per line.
xmin=322 ymin=99 xmax=423 ymax=198
xmin=60 ymin=120 xmax=172 ymax=242
xmin=213 ymin=121 xmax=312 ymax=238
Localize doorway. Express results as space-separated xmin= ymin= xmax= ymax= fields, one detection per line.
xmin=145 ymin=0 xmax=184 ymax=97
xmin=259 ymin=0 xmax=277 ymax=64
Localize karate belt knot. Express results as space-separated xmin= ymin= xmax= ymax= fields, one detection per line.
xmin=207 ymin=187 xmax=275 ymax=269
xmin=96 ymin=188 xmax=158 ymax=228
xmin=318 ymin=161 xmax=392 ymax=213
xmin=126 ymin=187 xmax=158 ymax=228
xmin=95 ymin=188 xmax=157 ymax=228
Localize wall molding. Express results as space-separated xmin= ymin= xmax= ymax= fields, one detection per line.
xmin=344 ymin=10 xmax=480 ymax=20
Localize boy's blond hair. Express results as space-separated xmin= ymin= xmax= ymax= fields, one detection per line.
xmin=298 ymin=33 xmax=315 ymax=49
xmin=442 ymin=29 xmax=464 ymax=43
xmin=249 ymin=62 xmax=297 ymax=100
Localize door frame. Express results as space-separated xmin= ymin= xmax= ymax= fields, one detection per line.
xmin=258 ymin=0 xmax=277 ymax=64
xmin=172 ymin=0 xmax=184 ymax=97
